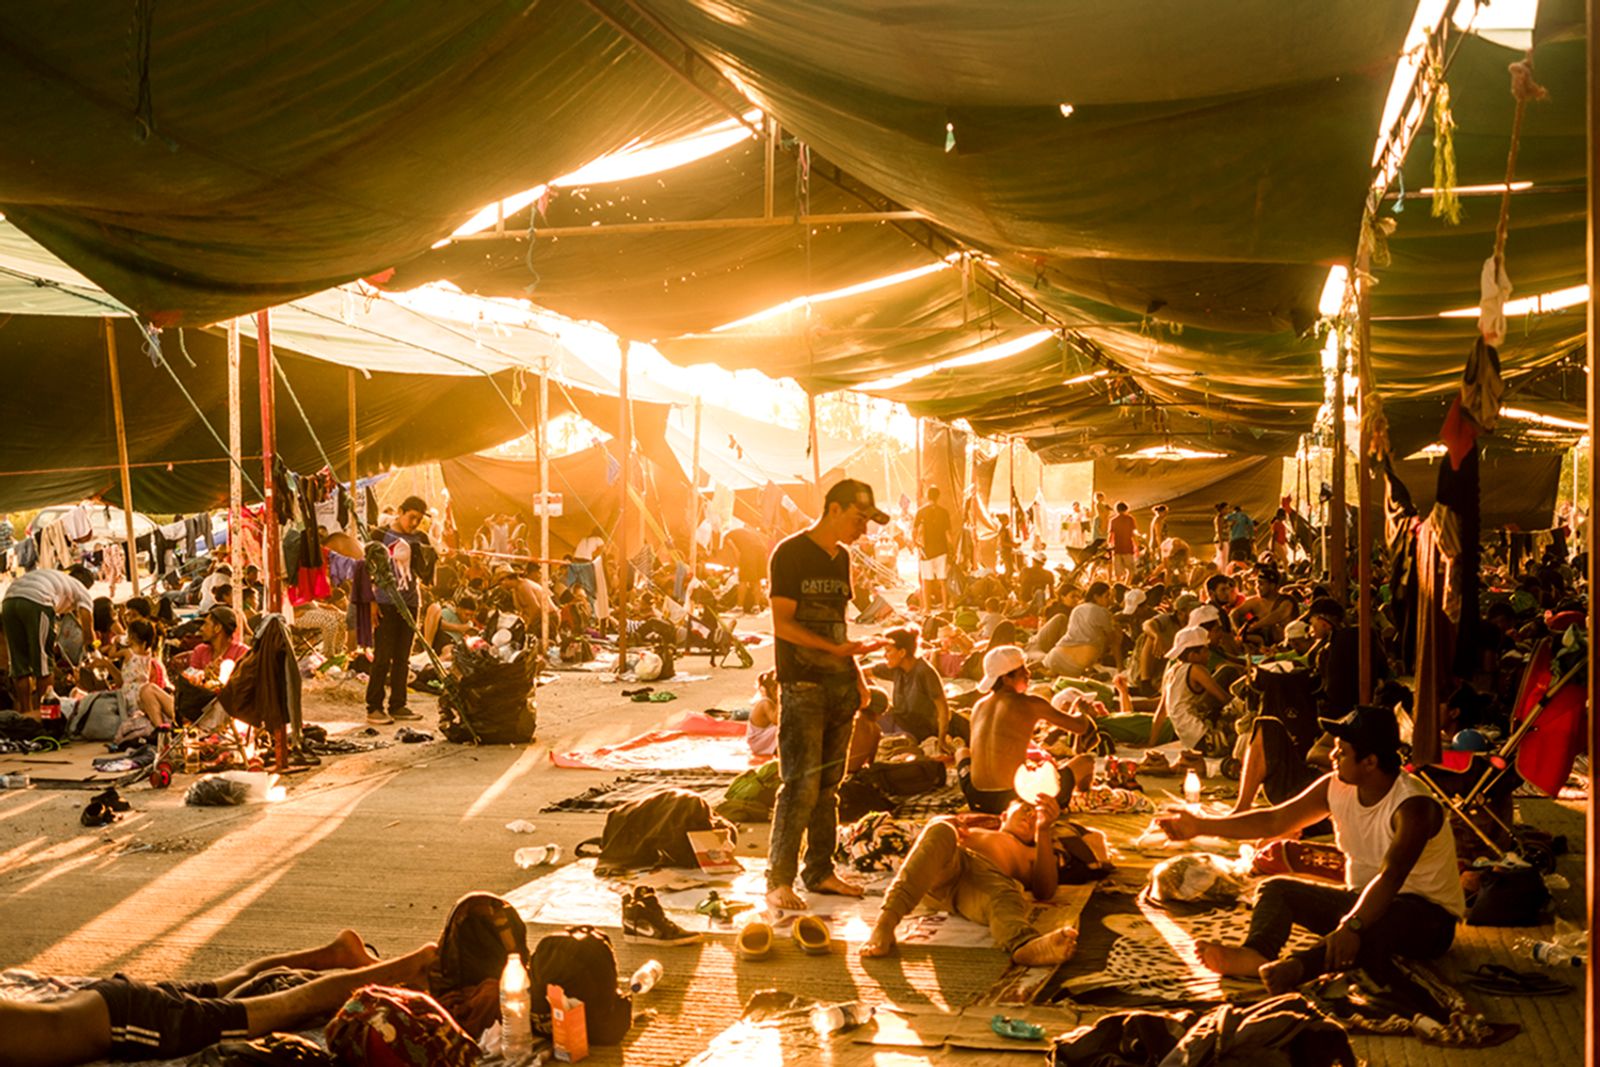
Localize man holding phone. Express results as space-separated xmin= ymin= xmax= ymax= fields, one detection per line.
xmin=765 ymin=479 xmax=890 ymax=911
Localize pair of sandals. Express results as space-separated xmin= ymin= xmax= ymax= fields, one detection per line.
xmin=738 ymin=914 xmax=831 ymax=960
xmin=1466 ymin=963 xmax=1574 ymax=997
xmin=81 ymin=786 xmax=132 ymax=828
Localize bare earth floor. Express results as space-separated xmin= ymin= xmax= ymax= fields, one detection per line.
xmin=0 ymin=623 xmax=1586 ymax=1066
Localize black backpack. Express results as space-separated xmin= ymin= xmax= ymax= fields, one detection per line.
xmin=860 ymin=759 xmax=947 ymax=797
xmin=575 ymin=789 xmax=735 ymax=874
xmin=529 ymin=925 xmax=632 ymax=1045
xmin=427 ymin=892 xmax=531 ymax=1038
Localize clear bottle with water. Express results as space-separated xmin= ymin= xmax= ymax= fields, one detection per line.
xmin=1514 ymin=937 xmax=1585 ymax=967
xmin=0 ymin=774 xmax=29 ymax=789
xmin=810 ymin=1001 xmax=874 ymax=1036
xmin=1183 ymin=769 xmax=1202 ymax=807
xmin=500 ymin=954 xmax=533 ymax=1062
xmin=629 ymin=959 xmax=663 ymax=994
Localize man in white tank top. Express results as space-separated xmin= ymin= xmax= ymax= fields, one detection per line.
xmin=1158 ymin=706 xmax=1463 ymax=994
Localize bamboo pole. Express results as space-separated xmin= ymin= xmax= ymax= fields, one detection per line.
xmin=347 ymin=369 xmax=358 ymax=533
xmin=228 ymin=320 xmax=245 ymax=622
xmin=616 ymin=340 xmax=632 ymax=663
xmin=809 ymin=391 xmax=823 ymax=510
xmin=1584 ymin=1 xmax=1598 ymax=1055
xmin=687 ymin=396 xmax=703 ymax=576
xmin=102 ymin=320 xmax=141 ymax=598
xmin=1329 ymin=331 xmax=1349 ymax=597
xmin=1355 ymin=250 xmax=1375 ymax=703
xmin=257 ymin=311 xmax=283 ymax=614
xmin=538 ymin=359 xmax=551 ymax=655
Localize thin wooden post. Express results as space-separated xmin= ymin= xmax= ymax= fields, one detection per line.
xmin=1330 ymin=330 xmax=1349 ymax=596
xmin=347 ymin=369 xmax=359 ymax=533
xmin=616 ymin=339 xmax=632 ymax=662
xmin=1355 ymin=250 xmax=1375 ymax=703
xmin=915 ymin=418 xmax=924 ymax=506
xmin=1583 ymin=1 xmax=1599 ymax=1056
xmin=257 ymin=310 xmax=283 ymax=614
xmin=687 ymin=396 xmax=703 ymax=576
xmin=809 ymin=391 xmax=823 ymax=509
xmin=102 ymin=320 xmax=141 ymax=598
xmin=538 ymin=359 xmax=551 ymax=654
xmin=228 ymin=320 xmax=245 ymax=622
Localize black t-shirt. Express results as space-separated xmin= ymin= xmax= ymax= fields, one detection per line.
xmin=916 ymin=504 xmax=953 ymax=558
xmin=769 ymin=532 xmax=853 ymax=682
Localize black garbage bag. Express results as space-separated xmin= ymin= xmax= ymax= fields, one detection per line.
xmin=438 ymin=645 xmax=536 ymax=745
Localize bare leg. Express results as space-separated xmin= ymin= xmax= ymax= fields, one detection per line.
xmin=845 ymin=716 xmax=880 ymax=773
xmin=1193 ymin=940 xmax=1270 ymax=977
xmin=241 ymin=943 xmax=436 ymax=1035
xmin=211 ymin=928 xmax=377 ymax=995
xmin=17 ymin=674 xmax=36 ymax=716
xmin=1061 ymin=754 xmax=1096 ymax=804
xmin=139 ymin=684 xmax=175 ymax=730
xmin=1232 ymin=729 xmax=1268 ymax=814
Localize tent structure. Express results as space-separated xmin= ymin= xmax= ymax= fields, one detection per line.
xmin=1091 ymin=457 xmax=1288 ymax=547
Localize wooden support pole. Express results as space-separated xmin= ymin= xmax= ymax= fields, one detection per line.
xmin=102 ymin=320 xmax=141 ymax=598
xmin=449 ymin=210 xmax=923 ymax=241
xmin=257 ymin=310 xmax=283 ymax=614
xmin=347 ymin=369 xmax=359 ymax=533
xmin=228 ymin=320 xmax=245 ymax=622
xmin=763 ymin=116 xmax=776 ymax=220
xmin=1355 ymin=252 xmax=1375 ymax=704
xmin=616 ymin=339 xmax=633 ymax=663
xmin=687 ymin=396 xmax=703 ymax=576
xmin=1329 ymin=331 xmax=1349 ymax=597
xmin=1584 ymin=1 xmax=1598 ymax=1056
xmin=538 ymin=360 xmax=551 ymax=655
xmin=808 ymin=391 xmax=823 ymax=511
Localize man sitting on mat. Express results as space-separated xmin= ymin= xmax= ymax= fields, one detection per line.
xmin=861 ymin=795 xmax=1081 ymax=966
xmin=1158 ymin=705 xmax=1464 ymax=994
xmin=957 ymin=645 xmax=1096 ymax=815
xmin=0 ymin=930 xmax=437 ymax=1067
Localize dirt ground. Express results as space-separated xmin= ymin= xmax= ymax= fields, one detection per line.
xmin=0 ymin=612 xmax=1589 ymax=1066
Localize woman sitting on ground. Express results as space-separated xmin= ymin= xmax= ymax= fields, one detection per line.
xmin=746 ymin=670 xmax=780 ymax=756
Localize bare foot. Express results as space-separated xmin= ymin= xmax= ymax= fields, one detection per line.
xmin=1012 ymin=927 xmax=1078 ymax=966
xmin=1259 ymin=956 xmax=1306 ymax=995
xmin=1194 ymin=940 xmax=1269 ymax=977
xmin=766 ymin=885 xmax=807 ymax=911
xmin=810 ymin=874 xmax=865 ymax=899
xmin=382 ymin=943 xmax=439 ymax=989
xmin=860 ymin=927 xmax=897 ymax=959
xmin=327 ymin=929 xmax=378 ymax=970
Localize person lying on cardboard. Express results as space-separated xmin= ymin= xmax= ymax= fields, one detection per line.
xmin=860 ymin=794 xmax=1108 ymax=966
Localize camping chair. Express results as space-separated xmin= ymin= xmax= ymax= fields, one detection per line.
xmin=1411 ymin=634 xmax=1588 ymax=858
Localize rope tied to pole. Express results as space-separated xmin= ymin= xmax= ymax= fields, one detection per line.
xmin=1493 ymin=55 xmax=1550 ymax=270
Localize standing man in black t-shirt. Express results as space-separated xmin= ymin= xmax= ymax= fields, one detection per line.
xmin=913 ymin=486 xmax=953 ymax=614
xmin=765 ymin=478 xmax=891 ymax=911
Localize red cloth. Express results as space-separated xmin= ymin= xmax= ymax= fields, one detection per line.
xmin=1439 ymin=396 xmax=1480 ymax=470
xmin=190 ymin=640 xmax=248 ymax=671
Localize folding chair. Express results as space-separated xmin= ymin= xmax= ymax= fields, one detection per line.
xmin=1411 ymin=634 xmax=1588 ymax=858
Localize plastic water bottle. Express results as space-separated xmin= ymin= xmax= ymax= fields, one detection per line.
xmin=0 ymin=774 xmax=29 ymax=789
xmin=810 ymin=1001 xmax=874 ymax=1036
xmin=1183 ymin=769 xmax=1202 ymax=807
xmin=1524 ymin=939 xmax=1584 ymax=967
xmin=499 ymin=955 xmax=533 ymax=1062
xmin=629 ymin=959 xmax=663 ymax=994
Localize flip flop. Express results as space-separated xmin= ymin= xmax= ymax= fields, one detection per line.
xmin=791 ymin=915 xmax=832 ymax=955
xmin=738 ymin=922 xmax=774 ymax=960
xmin=990 ymin=1015 xmax=1046 ymax=1041
xmin=1466 ymin=963 xmax=1574 ymax=997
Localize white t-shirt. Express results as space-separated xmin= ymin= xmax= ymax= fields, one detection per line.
xmin=59 ymin=505 xmax=93 ymax=543
xmin=1327 ymin=772 xmax=1466 ymax=917
xmin=3 ymin=569 xmax=93 ymax=615
xmin=573 ymin=536 xmax=604 ymax=562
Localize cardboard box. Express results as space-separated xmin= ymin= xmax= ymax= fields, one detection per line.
xmin=548 ymin=984 xmax=589 ymax=1063
xmin=687 ymin=828 xmax=741 ymax=874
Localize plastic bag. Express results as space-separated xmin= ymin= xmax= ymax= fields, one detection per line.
xmin=1149 ymin=852 xmax=1251 ymax=906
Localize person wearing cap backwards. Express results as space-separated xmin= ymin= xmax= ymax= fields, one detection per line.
xmin=1146 ymin=626 xmax=1227 ymax=770
xmin=1159 ymin=706 xmax=1464 ymax=994
xmin=957 ymin=645 xmax=1096 ymax=815
xmin=187 ymin=605 xmax=248 ymax=675
xmin=764 ymin=478 xmax=890 ymax=911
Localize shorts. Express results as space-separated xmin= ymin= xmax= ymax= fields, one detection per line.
xmin=957 ymin=756 xmax=1017 ymax=815
xmin=87 ymin=975 xmax=250 ymax=1060
xmin=918 ymin=554 xmax=948 ymax=581
xmin=1 ymin=596 xmax=53 ymax=678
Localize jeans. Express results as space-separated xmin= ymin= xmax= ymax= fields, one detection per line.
xmin=878 ymin=821 xmax=1038 ymax=953
xmin=1243 ymin=877 xmax=1457 ymax=985
xmin=366 ymin=603 xmax=413 ymax=713
xmin=768 ymin=675 xmax=859 ymax=891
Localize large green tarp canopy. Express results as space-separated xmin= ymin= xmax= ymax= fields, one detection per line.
xmin=0 ymin=2 xmax=720 ymax=325
xmin=1390 ymin=450 xmax=1563 ymax=530
xmin=386 ymin=140 xmax=941 ymax=341
xmin=1092 ymin=456 xmax=1287 ymax=545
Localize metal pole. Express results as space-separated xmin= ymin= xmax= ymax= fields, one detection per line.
xmin=347 ymin=369 xmax=359 ymax=533
xmin=228 ymin=320 xmax=245 ymax=622
xmin=763 ymin=116 xmax=776 ymax=220
xmin=1329 ymin=330 xmax=1349 ymax=597
xmin=616 ymin=339 xmax=632 ymax=663
xmin=257 ymin=310 xmax=283 ymax=614
xmin=1355 ymin=252 xmax=1375 ymax=703
xmin=102 ymin=320 xmax=141 ymax=598
xmin=1584 ymin=2 xmax=1599 ymax=1056
xmin=538 ymin=359 xmax=551 ymax=655
xmin=687 ymin=395 xmax=703 ymax=576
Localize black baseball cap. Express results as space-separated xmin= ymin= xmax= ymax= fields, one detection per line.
xmin=207 ymin=605 xmax=239 ymax=635
xmin=1317 ymin=705 xmax=1400 ymax=756
xmin=1305 ymin=596 xmax=1345 ymax=622
xmin=825 ymin=479 xmax=890 ymax=525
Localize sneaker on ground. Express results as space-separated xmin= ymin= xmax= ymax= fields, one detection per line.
xmin=366 ymin=711 xmax=394 ymax=725
xmin=623 ymin=887 xmax=701 ymax=946
xmin=388 ymin=708 xmax=423 ymax=721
